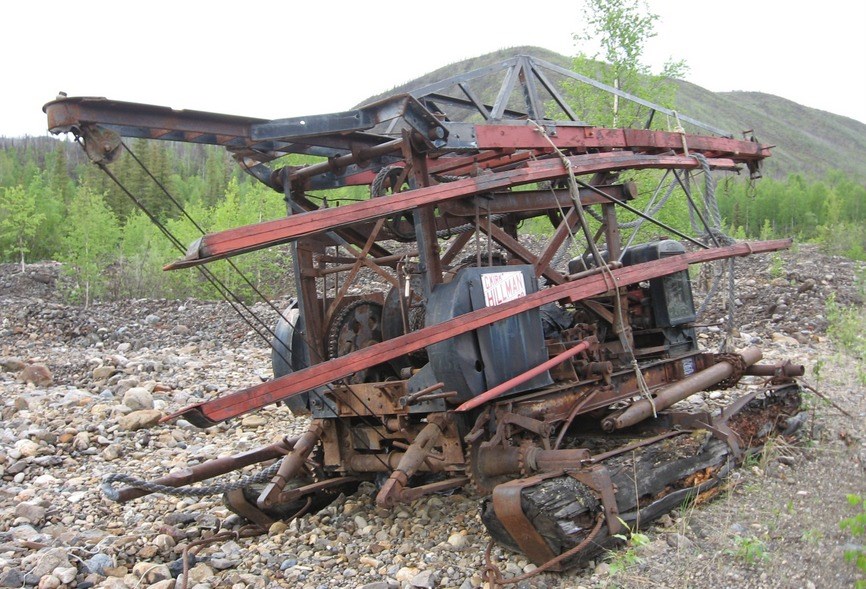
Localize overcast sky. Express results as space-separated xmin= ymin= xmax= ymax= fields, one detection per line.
xmin=5 ymin=0 xmax=865 ymax=138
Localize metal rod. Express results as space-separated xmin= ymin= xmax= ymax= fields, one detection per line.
xmin=284 ymin=138 xmax=404 ymax=183
xmin=400 ymin=382 xmax=446 ymax=406
xmin=257 ymin=422 xmax=323 ymax=508
xmin=574 ymin=178 xmax=709 ymax=250
xmin=602 ymin=347 xmax=763 ymax=431
xmin=455 ymin=339 xmax=594 ymax=412
xmin=113 ymin=437 xmax=297 ymax=502
xmin=744 ymin=362 xmax=805 ymax=377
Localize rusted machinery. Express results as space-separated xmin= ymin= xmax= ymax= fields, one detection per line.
xmin=45 ymin=55 xmax=805 ymax=573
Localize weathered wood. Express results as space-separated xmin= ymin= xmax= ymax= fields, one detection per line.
xmin=482 ymin=433 xmax=732 ymax=566
xmin=481 ymin=386 xmax=804 ymax=568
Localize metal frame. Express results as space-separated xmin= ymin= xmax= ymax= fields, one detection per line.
xmin=47 ymin=55 xmax=804 ymax=567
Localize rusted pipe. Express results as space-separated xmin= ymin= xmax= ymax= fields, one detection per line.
xmin=455 ymin=338 xmax=595 ymax=412
xmin=317 ymin=252 xmax=418 ymax=275
xmin=375 ymin=415 xmax=446 ymax=507
xmin=277 ymin=138 xmax=404 ymax=185
xmin=744 ymin=361 xmax=805 ymax=377
xmin=113 ymin=436 xmax=298 ymax=503
xmin=257 ymin=422 xmax=323 ymax=509
xmin=602 ymin=346 xmax=763 ymax=431
xmin=474 ymin=446 xmax=592 ymax=479
xmin=567 ymin=261 xmax=623 ymax=281
xmin=400 ymin=382 xmax=446 ymax=406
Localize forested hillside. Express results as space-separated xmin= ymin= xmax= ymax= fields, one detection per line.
xmin=1 ymin=46 xmax=864 ymax=303
xmin=0 ymin=136 xmax=299 ymax=304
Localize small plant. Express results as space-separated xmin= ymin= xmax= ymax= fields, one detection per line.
xmin=606 ymin=520 xmax=651 ymax=575
xmin=727 ymin=535 xmax=769 ymax=565
xmin=812 ymin=358 xmax=824 ymax=384
xmin=801 ymin=529 xmax=824 ymax=545
xmin=826 ymin=294 xmax=866 ymax=385
xmin=768 ymin=252 xmax=785 ymax=279
xmin=840 ymin=494 xmax=866 ymax=588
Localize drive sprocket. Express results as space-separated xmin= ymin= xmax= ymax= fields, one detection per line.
xmin=327 ymin=299 xmax=385 ymax=383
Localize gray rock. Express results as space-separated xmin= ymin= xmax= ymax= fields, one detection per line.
xmin=15 ymin=502 xmax=46 ymax=524
xmin=132 ymin=562 xmax=171 ymax=585
xmin=10 ymin=524 xmax=45 ymax=542
xmin=0 ymin=570 xmax=23 ymax=588
xmin=164 ymin=512 xmax=196 ymax=526
xmin=118 ymin=409 xmax=163 ymax=431
xmin=85 ymin=553 xmax=114 ymax=575
xmin=410 ymin=570 xmax=436 ymax=588
xmin=0 ymin=357 xmax=26 ymax=372
xmin=20 ymin=364 xmax=53 ymax=387
xmin=360 ymin=582 xmax=398 ymax=589
xmin=7 ymin=460 xmax=29 ymax=475
xmin=25 ymin=547 xmax=69 ymax=578
xmin=729 ymin=523 xmax=748 ymax=536
xmin=167 ymin=555 xmax=198 ymax=578
xmin=122 ymin=387 xmax=154 ymax=411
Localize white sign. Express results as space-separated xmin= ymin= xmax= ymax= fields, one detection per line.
xmin=481 ymin=271 xmax=527 ymax=307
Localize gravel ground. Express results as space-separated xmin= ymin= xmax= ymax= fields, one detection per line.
xmin=0 ymin=244 xmax=864 ymax=589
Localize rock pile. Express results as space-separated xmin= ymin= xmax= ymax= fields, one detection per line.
xmin=0 ymin=243 xmax=863 ymax=589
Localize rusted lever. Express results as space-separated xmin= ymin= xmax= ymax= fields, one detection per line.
xmin=375 ymin=414 xmax=446 ymax=508
xmin=257 ymin=421 xmax=323 ymax=509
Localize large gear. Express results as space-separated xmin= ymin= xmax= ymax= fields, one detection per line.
xmin=517 ymin=438 xmax=537 ymax=478
xmin=465 ymin=440 xmax=510 ymax=496
xmin=326 ymin=299 xmax=384 ymax=383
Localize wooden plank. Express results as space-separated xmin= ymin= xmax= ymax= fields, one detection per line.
xmin=166 ymin=153 xmax=735 ymax=269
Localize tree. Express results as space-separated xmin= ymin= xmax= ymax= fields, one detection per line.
xmin=203 ymin=147 xmax=229 ymax=207
xmin=59 ymin=186 xmax=121 ymax=306
xmin=0 ymin=184 xmax=45 ymax=271
xmin=570 ymin=0 xmax=687 ymax=128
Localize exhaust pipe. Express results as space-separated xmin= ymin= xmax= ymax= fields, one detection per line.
xmin=602 ymin=347 xmax=763 ymax=432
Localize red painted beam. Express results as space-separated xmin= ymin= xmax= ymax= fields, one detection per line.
xmin=165 ymin=239 xmax=791 ymax=426
xmin=166 ymin=152 xmax=739 ymax=269
xmin=455 ymin=339 xmax=594 ymax=412
xmin=473 ymin=126 xmax=771 ymax=159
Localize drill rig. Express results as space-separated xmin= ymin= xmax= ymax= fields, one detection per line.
xmin=45 ymin=55 xmax=805 ymax=570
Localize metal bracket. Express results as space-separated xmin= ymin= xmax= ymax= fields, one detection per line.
xmin=80 ymin=124 xmax=122 ymax=164
xmin=491 ymin=471 xmax=565 ymax=569
xmin=567 ymin=465 xmax=622 ymax=537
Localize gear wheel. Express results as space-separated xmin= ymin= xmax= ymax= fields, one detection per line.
xmin=465 ymin=440 xmax=511 ymax=496
xmin=517 ymin=438 xmax=537 ymax=478
xmin=327 ymin=299 xmax=384 ymax=383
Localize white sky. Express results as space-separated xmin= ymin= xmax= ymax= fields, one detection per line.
xmin=4 ymin=0 xmax=865 ymax=138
